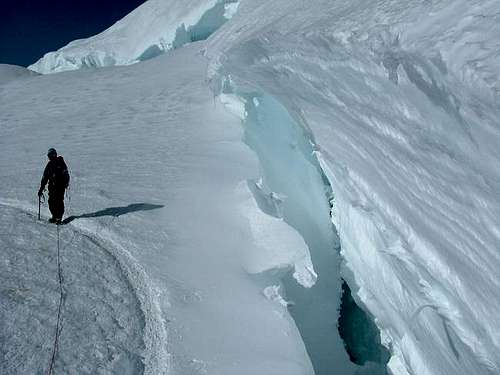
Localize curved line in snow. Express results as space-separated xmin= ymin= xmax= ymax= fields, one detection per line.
xmin=0 ymin=198 xmax=170 ymax=375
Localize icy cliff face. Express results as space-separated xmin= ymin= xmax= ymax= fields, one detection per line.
xmin=206 ymin=1 xmax=500 ymax=374
xmin=28 ymin=0 xmax=239 ymax=74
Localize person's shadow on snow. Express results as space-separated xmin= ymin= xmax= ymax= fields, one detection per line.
xmin=62 ymin=203 xmax=164 ymax=225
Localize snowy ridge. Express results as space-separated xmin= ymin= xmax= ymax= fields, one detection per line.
xmin=0 ymin=64 xmax=39 ymax=85
xmin=0 ymin=198 xmax=169 ymax=375
xmin=28 ymin=0 xmax=239 ymax=74
xmin=207 ymin=0 xmax=500 ymax=102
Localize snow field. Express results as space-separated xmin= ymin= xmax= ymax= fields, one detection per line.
xmin=1 ymin=44 xmax=316 ymax=374
xmin=0 ymin=65 xmax=38 ymax=86
xmin=0 ymin=203 xmax=145 ymax=375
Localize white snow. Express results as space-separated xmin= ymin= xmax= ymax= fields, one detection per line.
xmin=206 ymin=0 xmax=500 ymax=374
xmin=0 ymin=45 xmax=314 ymax=374
xmin=235 ymin=181 xmax=316 ymax=288
xmin=0 ymin=64 xmax=38 ymax=85
xmin=223 ymin=2 xmax=240 ymax=19
xmin=0 ymin=201 xmax=151 ymax=375
xmin=3 ymin=0 xmax=500 ymax=374
xmin=28 ymin=0 xmax=240 ymax=74
xmin=263 ymin=285 xmax=290 ymax=307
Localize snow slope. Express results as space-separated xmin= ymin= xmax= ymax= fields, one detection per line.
xmin=0 ymin=203 xmax=145 ymax=374
xmin=0 ymin=64 xmax=38 ymax=85
xmin=0 ymin=45 xmax=318 ymax=374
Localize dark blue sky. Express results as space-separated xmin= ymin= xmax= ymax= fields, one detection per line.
xmin=0 ymin=0 xmax=147 ymax=67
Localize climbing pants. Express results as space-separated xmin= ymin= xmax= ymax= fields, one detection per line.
xmin=48 ymin=189 xmax=65 ymax=219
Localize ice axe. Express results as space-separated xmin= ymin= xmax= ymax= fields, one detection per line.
xmin=38 ymin=193 xmax=44 ymax=220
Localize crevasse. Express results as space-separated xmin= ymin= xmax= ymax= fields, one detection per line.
xmin=219 ymin=79 xmax=390 ymax=375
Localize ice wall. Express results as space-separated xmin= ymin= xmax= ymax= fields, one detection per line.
xmin=29 ymin=0 xmax=239 ymax=74
xmin=338 ymin=280 xmax=390 ymax=372
xmin=207 ymin=0 xmax=500 ymax=374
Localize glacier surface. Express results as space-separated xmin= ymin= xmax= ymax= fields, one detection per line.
xmin=1 ymin=45 xmax=316 ymax=374
xmin=2 ymin=0 xmax=500 ymax=374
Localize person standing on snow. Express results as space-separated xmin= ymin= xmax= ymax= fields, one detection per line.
xmin=38 ymin=148 xmax=70 ymax=224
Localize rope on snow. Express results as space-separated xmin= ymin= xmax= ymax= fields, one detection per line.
xmin=46 ymin=224 xmax=64 ymax=375
xmin=43 ymin=186 xmax=118 ymax=374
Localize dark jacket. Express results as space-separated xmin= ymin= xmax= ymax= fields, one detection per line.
xmin=40 ymin=156 xmax=70 ymax=192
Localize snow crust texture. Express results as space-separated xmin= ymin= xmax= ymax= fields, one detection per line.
xmin=0 ymin=204 xmax=145 ymax=374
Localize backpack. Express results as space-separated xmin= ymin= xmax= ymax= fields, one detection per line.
xmin=50 ymin=157 xmax=70 ymax=188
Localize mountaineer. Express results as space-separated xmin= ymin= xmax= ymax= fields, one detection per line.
xmin=38 ymin=148 xmax=70 ymax=224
